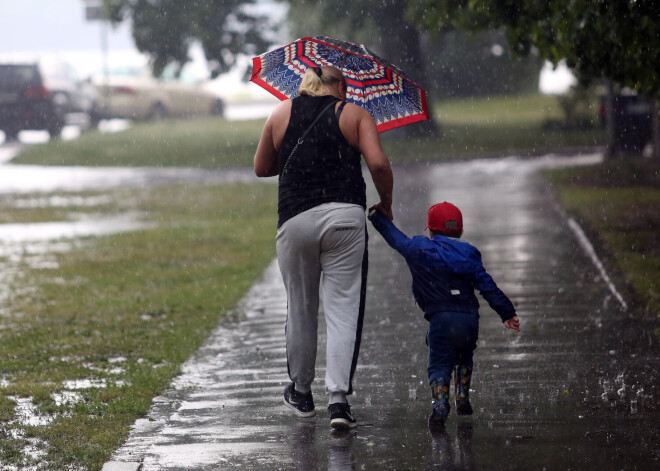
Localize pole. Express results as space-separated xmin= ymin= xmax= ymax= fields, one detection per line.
xmin=101 ymin=16 xmax=110 ymax=115
xmin=605 ymin=81 xmax=617 ymax=158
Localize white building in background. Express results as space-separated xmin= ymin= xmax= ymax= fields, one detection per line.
xmin=539 ymin=60 xmax=577 ymax=95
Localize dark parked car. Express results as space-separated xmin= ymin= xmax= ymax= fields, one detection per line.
xmin=600 ymin=92 xmax=654 ymax=154
xmin=0 ymin=58 xmax=99 ymax=141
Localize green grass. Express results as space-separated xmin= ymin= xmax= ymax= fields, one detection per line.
xmin=435 ymin=94 xmax=564 ymax=125
xmin=13 ymin=117 xmax=261 ymax=167
xmin=12 ymin=94 xmax=607 ymax=167
xmin=544 ymin=158 xmax=660 ymax=319
xmin=383 ymin=94 xmax=605 ymax=161
xmin=0 ymin=182 xmax=278 ymax=469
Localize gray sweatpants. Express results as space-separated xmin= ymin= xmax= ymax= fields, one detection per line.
xmin=276 ymin=202 xmax=368 ymax=405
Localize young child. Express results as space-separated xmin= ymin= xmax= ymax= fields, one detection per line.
xmin=368 ymin=202 xmax=520 ymax=426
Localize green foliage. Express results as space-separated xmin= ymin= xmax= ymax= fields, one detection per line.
xmin=426 ymin=29 xmax=542 ymax=98
xmin=550 ymin=85 xmax=602 ymax=130
xmin=105 ymin=0 xmax=273 ymax=77
xmin=409 ymin=0 xmax=660 ymax=100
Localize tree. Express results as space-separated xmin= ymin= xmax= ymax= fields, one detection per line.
xmin=409 ymin=0 xmax=660 ymax=155
xmin=425 ymin=29 xmax=541 ymax=99
xmin=410 ymin=0 xmax=659 ymax=99
xmin=286 ymin=1 xmax=543 ymax=137
xmin=104 ymin=0 xmax=274 ymax=78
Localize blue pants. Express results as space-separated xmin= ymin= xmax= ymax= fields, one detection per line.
xmin=427 ymin=312 xmax=479 ymax=385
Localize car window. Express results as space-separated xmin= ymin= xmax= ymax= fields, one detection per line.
xmin=161 ymin=62 xmax=205 ymax=84
xmin=160 ymin=63 xmax=178 ymax=81
xmin=40 ymin=60 xmax=69 ymax=82
xmin=178 ymin=66 xmax=202 ymax=84
xmin=104 ymin=66 xmax=145 ymax=77
xmin=0 ymin=64 xmax=41 ymax=88
xmin=65 ymin=64 xmax=79 ymax=82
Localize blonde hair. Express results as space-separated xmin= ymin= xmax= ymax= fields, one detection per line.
xmin=298 ymin=65 xmax=346 ymax=96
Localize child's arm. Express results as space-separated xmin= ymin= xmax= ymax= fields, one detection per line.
xmin=474 ymin=266 xmax=519 ymax=329
xmin=368 ymin=209 xmax=415 ymax=256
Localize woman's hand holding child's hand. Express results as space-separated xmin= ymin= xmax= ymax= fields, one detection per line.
xmin=369 ymin=203 xmax=393 ymax=221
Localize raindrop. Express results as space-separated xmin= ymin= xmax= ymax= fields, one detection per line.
xmin=630 ymin=399 xmax=638 ymax=414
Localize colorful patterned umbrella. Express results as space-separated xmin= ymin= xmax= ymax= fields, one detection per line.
xmin=251 ymin=36 xmax=428 ymax=133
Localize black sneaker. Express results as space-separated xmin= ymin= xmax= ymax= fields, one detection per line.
xmin=328 ymin=402 xmax=357 ymax=430
xmin=283 ymin=382 xmax=315 ymax=417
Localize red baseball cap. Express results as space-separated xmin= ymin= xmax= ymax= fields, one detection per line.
xmin=426 ymin=202 xmax=463 ymax=236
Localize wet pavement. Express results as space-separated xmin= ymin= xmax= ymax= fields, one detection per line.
xmin=101 ymin=153 xmax=658 ymax=470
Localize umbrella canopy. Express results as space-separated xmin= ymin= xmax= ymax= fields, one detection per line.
xmin=251 ymin=36 xmax=428 ymax=133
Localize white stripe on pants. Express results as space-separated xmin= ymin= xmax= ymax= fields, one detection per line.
xmin=276 ymin=202 xmax=366 ymax=404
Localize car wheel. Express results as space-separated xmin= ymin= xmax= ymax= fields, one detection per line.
xmin=210 ymin=99 xmax=225 ymax=117
xmin=148 ymin=102 xmax=167 ymax=121
xmin=47 ymin=118 xmax=64 ymax=139
xmin=88 ymin=111 xmax=101 ymax=129
xmin=3 ymin=128 xmax=19 ymax=142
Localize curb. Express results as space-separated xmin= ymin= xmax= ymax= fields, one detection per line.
xmin=101 ymin=462 xmax=142 ymax=471
xmin=551 ymin=198 xmax=628 ymax=311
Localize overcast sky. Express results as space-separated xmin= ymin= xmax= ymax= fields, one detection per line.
xmin=0 ymin=0 xmax=135 ymax=54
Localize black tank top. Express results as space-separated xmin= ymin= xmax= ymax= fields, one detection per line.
xmin=277 ymin=95 xmax=366 ymax=228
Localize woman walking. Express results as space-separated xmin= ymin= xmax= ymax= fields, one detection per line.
xmin=254 ymin=65 xmax=394 ymax=430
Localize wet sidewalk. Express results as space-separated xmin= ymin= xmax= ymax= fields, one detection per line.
xmin=104 ymin=154 xmax=658 ymax=471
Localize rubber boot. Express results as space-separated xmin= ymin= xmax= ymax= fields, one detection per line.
xmin=428 ymin=378 xmax=450 ymax=427
xmin=454 ymin=365 xmax=473 ymax=416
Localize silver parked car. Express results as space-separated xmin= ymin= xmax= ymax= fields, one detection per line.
xmin=92 ymin=63 xmax=224 ymax=121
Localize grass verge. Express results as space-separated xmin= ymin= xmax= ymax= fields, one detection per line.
xmin=0 ymin=182 xmax=277 ymax=469
xmin=543 ymin=157 xmax=660 ymax=321
xmin=384 ymin=94 xmax=604 ymax=161
xmin=12 ymin=117 xmax=261 ymax=167
xmin=12 ymin=94 xmax=606 ymax=167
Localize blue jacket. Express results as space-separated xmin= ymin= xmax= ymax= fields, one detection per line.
xmin=369 ymin=211 xmax=516 ymax=322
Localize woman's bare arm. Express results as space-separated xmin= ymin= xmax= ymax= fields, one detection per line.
xmin=254 ymin=100 xmax=292 ymax=177
xmin=342 ymin=105 xmax=394 ymax=219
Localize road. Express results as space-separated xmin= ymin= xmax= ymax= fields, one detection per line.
xmin=102 ymin=154 xmax=659 ymax=470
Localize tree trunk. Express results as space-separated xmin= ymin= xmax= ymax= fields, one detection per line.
xmin=653 ymin=101 xmax=660 ymax=159
xmin=371 ymin=0 xmax=439 ymax=139
xmin=605 ymin=82 xmax=617 ymax=158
